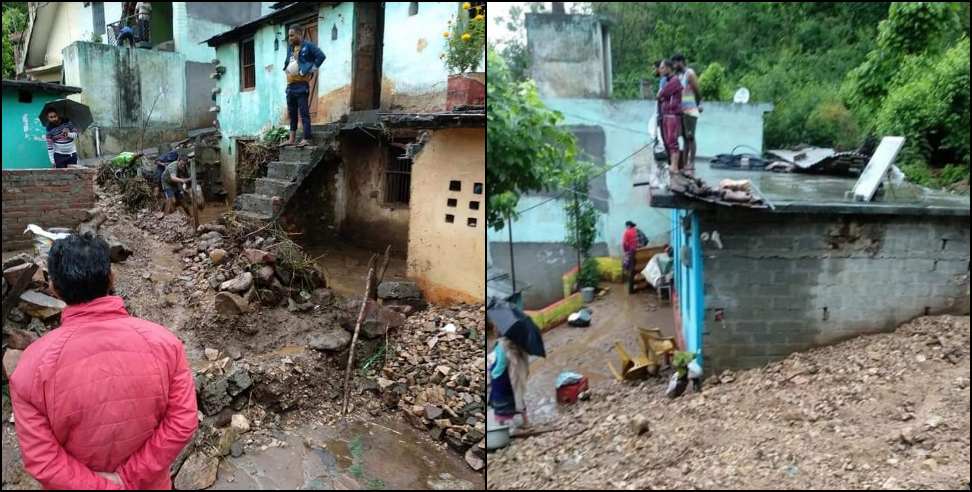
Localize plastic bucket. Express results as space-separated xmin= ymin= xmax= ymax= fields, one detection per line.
xmin=581 ymin=287 xmax=595 ymax=303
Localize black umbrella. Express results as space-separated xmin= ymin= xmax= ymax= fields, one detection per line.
xmin=487 ymin=297 xmax=546 ymax=357
xmin=39 ymin=99 xmax=93 ymax=132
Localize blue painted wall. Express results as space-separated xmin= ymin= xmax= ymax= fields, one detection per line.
xmin=671 ymin=209 xmax=704 ymax=365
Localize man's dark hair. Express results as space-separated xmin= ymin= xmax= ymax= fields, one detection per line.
xmin=671 ymin=53 xmax=686 ymax=64
xmin=625 ymin=221 xmax=636 ymax=228
xmin=45 ymin=108 xmax=58 ymax=116
xmin=660 ymin=59 xmax=674 ymax=70
xmin=48 ymin=233 xmax=112 ymax=305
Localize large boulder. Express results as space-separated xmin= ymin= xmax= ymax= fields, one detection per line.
xmin=215 ymin=292 xmax=248 ymax=317
xmin=107 ymin=238 xmax=133 ymax=263
xmin=377 ymin=281 xmax=421 ymax=300
xmin=208 ymin=249 xmax=228 ymax=265
xmin=199 ymin=377 xmax=232 ymax=415
xmin=308 ymin=330 xmax=351 ymax=351
xmin=225 ymin=362 xmax=253 ymax=397
xmin=18 ymin=290 xmax=66 ymax=320
xmin=173 ymin=452 xmax=218 ymax=490
xmin=220 ymin=272 xmax=253 ymax=293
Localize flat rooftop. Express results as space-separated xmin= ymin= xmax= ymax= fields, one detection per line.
xmin=648 ymin=160 xmax=970 ymax=217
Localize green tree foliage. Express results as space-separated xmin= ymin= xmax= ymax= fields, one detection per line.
xmin=2 ymin=3 xmax=28 ymax=79
xmin=580 ymin=1 xmax=968 ymax=186
xmin=486 ymin=48 xmax=583 ymax=230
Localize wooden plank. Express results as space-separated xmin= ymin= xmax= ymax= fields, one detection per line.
xmin=853 ymin=136 xmax=905 ymax=202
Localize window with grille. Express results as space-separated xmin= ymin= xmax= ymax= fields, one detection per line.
xmin=384 ymin=144 xmax=412 ymax=205
xmin=240 ymin=38 xmax=255 ymax=90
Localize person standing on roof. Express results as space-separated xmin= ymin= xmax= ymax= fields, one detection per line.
xmin=673 ymin=53 xmax=702 ymax=175
xmin=44 ymin=108 xmax=79 ymax=169
xmin=281 ymin=27 xmax=326 ymax=148
xmin=135 ymin=1 xmax=151 ymax=44
xmin=9 ymin=233 xmax=198 ymax=489
xmin=657 ymin=59 xmax=683 ymax=173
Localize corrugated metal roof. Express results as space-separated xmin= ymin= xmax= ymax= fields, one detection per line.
xmin=1 ymin=79 xmax=82 ymax=94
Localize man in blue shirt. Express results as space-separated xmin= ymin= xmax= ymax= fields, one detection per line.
xmin=281 ymin=27 xmax=326 ymax=148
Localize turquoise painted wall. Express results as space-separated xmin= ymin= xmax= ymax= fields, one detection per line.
xmin=214 ymin=3 xmax=355 ymax=197
xmin=486 ymin=100 xmax=773 ymax=258
xmin=1 ymin=89 xmax=66 ymax=169
xmin=381 ymin=2 xmax=455 ymax=111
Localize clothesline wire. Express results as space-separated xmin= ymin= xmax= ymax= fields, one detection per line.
xmin=512 ymin=143 xmax=653 ymax=216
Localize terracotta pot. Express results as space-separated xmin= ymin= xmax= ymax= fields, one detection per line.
xmin=446 ymin=72 xmax=485 ymax=110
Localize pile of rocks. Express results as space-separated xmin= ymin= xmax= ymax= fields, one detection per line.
xmin=378 ymin=302 xmax=487 ymax=471
xmin=488 ymin=315 xmax=972 ymax=490
xmin=2 ymin=239 xmax=129 ymax=380
xmin=171 ymin=348 xmax=256 ymax=490
xmin=161 ymin=221 xmax=329 ymax=322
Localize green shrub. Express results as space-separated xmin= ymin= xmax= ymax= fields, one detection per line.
xmin=805 ymin=100 xmax=861 ymax=150
xmin=698 ymin=62 xmax=728 ymax=102
xmin=578 ymin=257 xmax=599 ymax=289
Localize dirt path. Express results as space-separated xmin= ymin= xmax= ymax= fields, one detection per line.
xmin=487 ymin=315 xmax=971 ymax=490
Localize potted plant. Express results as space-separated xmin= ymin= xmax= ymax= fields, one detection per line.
xmin=442 ymin=3 xmax=486 ymax=110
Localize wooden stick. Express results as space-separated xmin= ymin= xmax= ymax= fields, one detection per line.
xmin=341 ymin=254 xmax=379 ymax=416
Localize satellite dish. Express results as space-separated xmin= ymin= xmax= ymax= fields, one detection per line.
xmin=733 ymin=87 xmax=750 ymax=104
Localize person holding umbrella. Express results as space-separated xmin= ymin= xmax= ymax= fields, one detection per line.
xmin=43 ymin=108 xmax=80 ymax=168
xmin=39 ymin=99 xmax=92 ymax=169
xmin=487 ymin=298 xmax=546 ymax=429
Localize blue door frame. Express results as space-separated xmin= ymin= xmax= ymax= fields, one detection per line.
xmin=671 ymin=209 xmax=704 ymax=366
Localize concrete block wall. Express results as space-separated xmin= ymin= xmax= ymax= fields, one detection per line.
xmin=1 ymin=169 xmax=97 ymax=251
xmin=699 ymin=210 xmax=971 ymax=372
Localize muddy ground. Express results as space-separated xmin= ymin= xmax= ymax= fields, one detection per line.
xmin=2 ymin=188 xmax=483 ymax=490
xmin=487 ymin=315 xmax=971 ymax=490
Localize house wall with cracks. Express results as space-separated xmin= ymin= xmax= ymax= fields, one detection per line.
xmin=699 ymin=210 xmax=971 ymax=372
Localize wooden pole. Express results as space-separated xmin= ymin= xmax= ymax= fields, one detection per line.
xmin=342 ymin=254 xmax=378 ymax=416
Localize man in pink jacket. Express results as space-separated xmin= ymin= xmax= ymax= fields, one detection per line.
xmin=9 ymin=233 xmax=198 ymax=490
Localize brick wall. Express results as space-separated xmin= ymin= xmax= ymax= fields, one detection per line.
xmin=2 ymin=168 xmax=97 ymax=252
xmin=699 ymin=210 xmax=971 ymax=372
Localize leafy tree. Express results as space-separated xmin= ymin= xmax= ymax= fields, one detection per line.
xmin=2 ymin=3 xmax=28 ymax=79
xmin=486 ymin=48 xmax=583 ymax=230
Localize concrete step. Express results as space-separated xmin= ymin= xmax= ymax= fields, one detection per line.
xmin=267 ymin=161 xmax=308 ymax=180
xmin=255 ymin=177 xmax=295 ymax=198
xmin=279 ymin=146 xmax=319 ymax=162
xmin=236 ymin=193 xmax=275 ymax=216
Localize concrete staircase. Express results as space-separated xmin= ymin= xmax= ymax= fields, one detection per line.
xmin=235 ymin=125 xmax=339 ymax=221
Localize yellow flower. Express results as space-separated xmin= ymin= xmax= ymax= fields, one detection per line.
xmin=474 ymin=14 xmax=484 ymax=21
xmin=443 ymin=31 xmax=450 ymax=38
xmin=462 ymin=2 xmax=471 ymax=9
xmin=462 ymin=32 xmax=472 ymax=41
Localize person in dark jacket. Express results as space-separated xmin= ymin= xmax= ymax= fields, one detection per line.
xmin=281 ymin=27 xmax=326 ymax=148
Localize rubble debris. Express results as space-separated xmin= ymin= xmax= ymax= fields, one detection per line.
xmin=488 ymin=315 xmax=971 ymax=489
xmin=18 ymin=290 xmax=66 ymax=320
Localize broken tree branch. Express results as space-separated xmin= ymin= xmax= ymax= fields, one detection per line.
xmin=341 ymin=254 xmax=379 ymax=417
